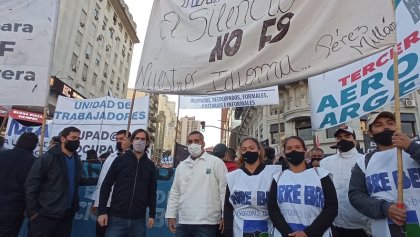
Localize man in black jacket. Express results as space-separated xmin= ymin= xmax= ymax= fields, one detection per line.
xmin=98 ymin=128 xmax=157 ymax=237
xmin=0 ymin=132 xmax=38 ymax=237
xmin=25 ymin=126 xmax=91 ymax=237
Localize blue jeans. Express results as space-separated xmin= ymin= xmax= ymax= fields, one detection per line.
xmin=176 ymin=224 xmax=218 ymax=237
xmin=105 ymin=216 xmax=146 ymax=237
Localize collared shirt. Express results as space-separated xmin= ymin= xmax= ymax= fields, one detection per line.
xmin=320 ymin=148 xmax=370 ymax=229
xmin=93 ymin=151 xmax=119 ymax=207
xmin=165 ymin=152 xmax=228 ymax=224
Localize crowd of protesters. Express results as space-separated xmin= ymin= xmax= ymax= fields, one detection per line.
xmin=0 ymin=110 xmax=419 ymax=237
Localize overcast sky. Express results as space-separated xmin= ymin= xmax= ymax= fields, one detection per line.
xmin=125 ymin=0 xmax=223 ymax=148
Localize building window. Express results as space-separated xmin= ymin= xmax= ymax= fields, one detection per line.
xmin=75 ymin=30 xmax=83 ymax=46
xmin=96 ymin=53 xmax=101 ymax=65
xmin=100 ymin=80 xmax=105 ymax=93
xmin=80 ymin=10 xmax=87 ymax=25
xmin=94 ymin=4 xmax=100 ymax=20
xmin=270 ymin=123 xmax=284 ymax=144
xmin=326 ymin=125 xmax=340 ymax=139
xmin=295 ymin=119 xmax=312 ymax=141
xmin=82 ymin=64 xmax=88 ymax=81
xmin=70 ymin=53 xmax=78 ymax=70
xmin=401 ymin=113 xmax=417 ymax=137
xmin=113 ymin=53 xmax=118 ymax=64
xmin=92 ymin=72 xmax=97 ymax=85
xmin=119 ymin=61 xmax=123 ymax=72
xmin=86 ymin=43 xmax=93 ymax=58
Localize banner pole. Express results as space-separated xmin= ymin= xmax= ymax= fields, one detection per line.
xmin=277 ymin=87 xmax=282 ymax=152
xmin=173 ymin=96 xmax=181 ymax=160
xmin=126 ymin=90 xmax=137 ymax=137
xmin=38 ymin=107 xmax=48 ymax=155
xmin=390 ymin=1 xmax=403 ymax=209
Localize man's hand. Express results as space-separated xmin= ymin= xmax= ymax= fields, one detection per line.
xmin=167 ymin=218 xmax=176 ymax=233
xmin=147 ymin=218 xmax=155 ymax=228
xmin=289 ymin=231 xmax=308 ymax=237
xmin=392 ymin=131 xmax=412 ymax=151
xmin=97 ymin=214 xmax=108 ymax=227
xmin=91 ymin=206 xmax=97 ymax=215
xmin=387 ymin=204 xmax=407 ymax=226
xmin=30 ymin=213 xmax=39 ymax=221
xmin=219 ymin=218 xmax=224 ymax=233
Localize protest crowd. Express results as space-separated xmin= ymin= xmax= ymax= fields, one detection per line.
xmin=2 ymin=0 xmax=420 ymax=237
xmin=0 ymin=111 xmax=419 ymax=237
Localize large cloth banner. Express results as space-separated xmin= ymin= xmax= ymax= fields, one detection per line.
xmin=135 ymin=0 xmax=396 ymax=94
xmin=179 ymin=86 xmax=278 ymax=109
xmin=0 ymin=0 xmax=59 ymax=106
xmin=309 ymin=2 xmax=420 ymax=130
xmin=4 ymin=117 xmax=52 ymax=156
xmin=51 ymin=96 xmax=149 ymax=159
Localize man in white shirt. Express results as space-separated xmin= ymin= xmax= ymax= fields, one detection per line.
xmin=91 ymin=130 xmax=131 ymax=237
xmin=166 ymin=131 xmax=228 ymax=237
xmin=320 ymin=125 xmax=370 ymax=237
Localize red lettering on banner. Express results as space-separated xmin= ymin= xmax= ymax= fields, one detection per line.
xmin=337 ymin=31 xmax=419 ymax=87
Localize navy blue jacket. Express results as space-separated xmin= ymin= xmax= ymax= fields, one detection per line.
xmin=99 ymin=150 xmax=157 ymax=219
xmin=0 ymin=147 xmax=35 ymax=214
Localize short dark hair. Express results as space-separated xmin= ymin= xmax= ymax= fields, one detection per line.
xmin=310 ymin=147 xmax=324 ymax=154
xmin=283 ymin=136 xmax=307 ymax=151
xmin=51 ymin=136 xmax=60 ymax=143
xmin=188 ymin=131 xmax=204 ymax=140
xmin=226 ymin=148 xmax=236 ymax=161
xmin=116 ymin=129 xmax=131 ymax=137
xmin=16 ymin=132 xmax=39 ymax=151
xmin=60 ymin=126 xmax=81 ymax=138
xmin=131 ymin=128 xmax=150 ymax=152
xmin=265 ymin=147 xmax=275 ymax=160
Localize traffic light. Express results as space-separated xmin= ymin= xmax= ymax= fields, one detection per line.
xmin=200 ymin=121 xmax=206 ymax=132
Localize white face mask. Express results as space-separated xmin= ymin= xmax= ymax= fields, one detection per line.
xmin=188 ymin=143 xmax=203 ymax=157
xmin=133 ymin=140 xmax=146 ymax=153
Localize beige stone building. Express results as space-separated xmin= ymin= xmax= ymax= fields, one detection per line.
xmin=48 ymin=0 xmax=139 ymax=113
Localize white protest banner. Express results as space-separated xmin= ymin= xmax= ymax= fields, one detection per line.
xmin=135 ymin=0 xmax=396 ymax=95
xmin=0 ymin=0 xmax=59 ymax=106
xmin=309 ymin=2 xmax=420 ymax=130
xmin=179 ymin=86 xmax=278 ymax=109
xmin=51 ymin=96 xmax=149 ymax=159
xmin=4 ymin=117 xmax=52 ymax=156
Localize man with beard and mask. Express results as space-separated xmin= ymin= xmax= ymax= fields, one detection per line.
xmin=92 ymin=130 xmax=131 ymax=237
xmin=349 ymin=111 xmax=420 ymax=237
xmin=166 ymin=131 xmax=227 ymax=237
xmin=25 ymin=126 xmax=94 ymax=237
xmin=268 ymin=136 xmax=338 ymax=237
xmin=320 ymin=125 xmax=370 ymax=237
xmin=0 ymin=132 xmax=38 ymax=237
xmin=98 ymin=129 xmax=157 ymax=237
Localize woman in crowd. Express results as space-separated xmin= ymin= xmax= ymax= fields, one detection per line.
xmin=224 ymin=137 xmax=281 ymax=237
xmin=268 ymin=136 xmax=338 ymax=237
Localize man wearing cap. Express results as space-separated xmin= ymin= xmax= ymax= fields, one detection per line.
xmin=349 ymin=111 xmax=420 ymax=237
xmin=213 ymin=143 xmax=238 ymax=172
xmin=320 ymin=125 xmax=370 ymax=237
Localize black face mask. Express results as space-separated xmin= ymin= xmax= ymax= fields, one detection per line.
xmin=372 ymin=130 xmax=394 ymax=146
xmin=242 ymin=151 xmax=259 ymax=164
xmin=285 ymin=150 xmax=306 ymax=166
xmin=116 ymin=142 xmax=122 ymax=152
xmin=337 ymin=139 xmax=355 ymax=152
xmin=65 ymin=140 xmax=80 ymax=152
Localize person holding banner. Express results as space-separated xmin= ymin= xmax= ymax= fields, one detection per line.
xmin=268 ymin=136 xmax=338 ymax=237
xmin=0 ymin=132 xmax=38 ymax=237
xmin=92 ymin=130 xmax=131 ymax=237
xmin=320 ymin=125 xmax=370 ymax=237
xmin=165 ymin=131 xmax=227 ymax=237
xmin=349 ymin=111 xmax=420 ymax=237
xmin=25 ymin=126 xmax=94 ymax=237
xmin=224 ymin=137 xmax=281 ymax=237
xmin=98 ymin=129 xmax=157 ymax=237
